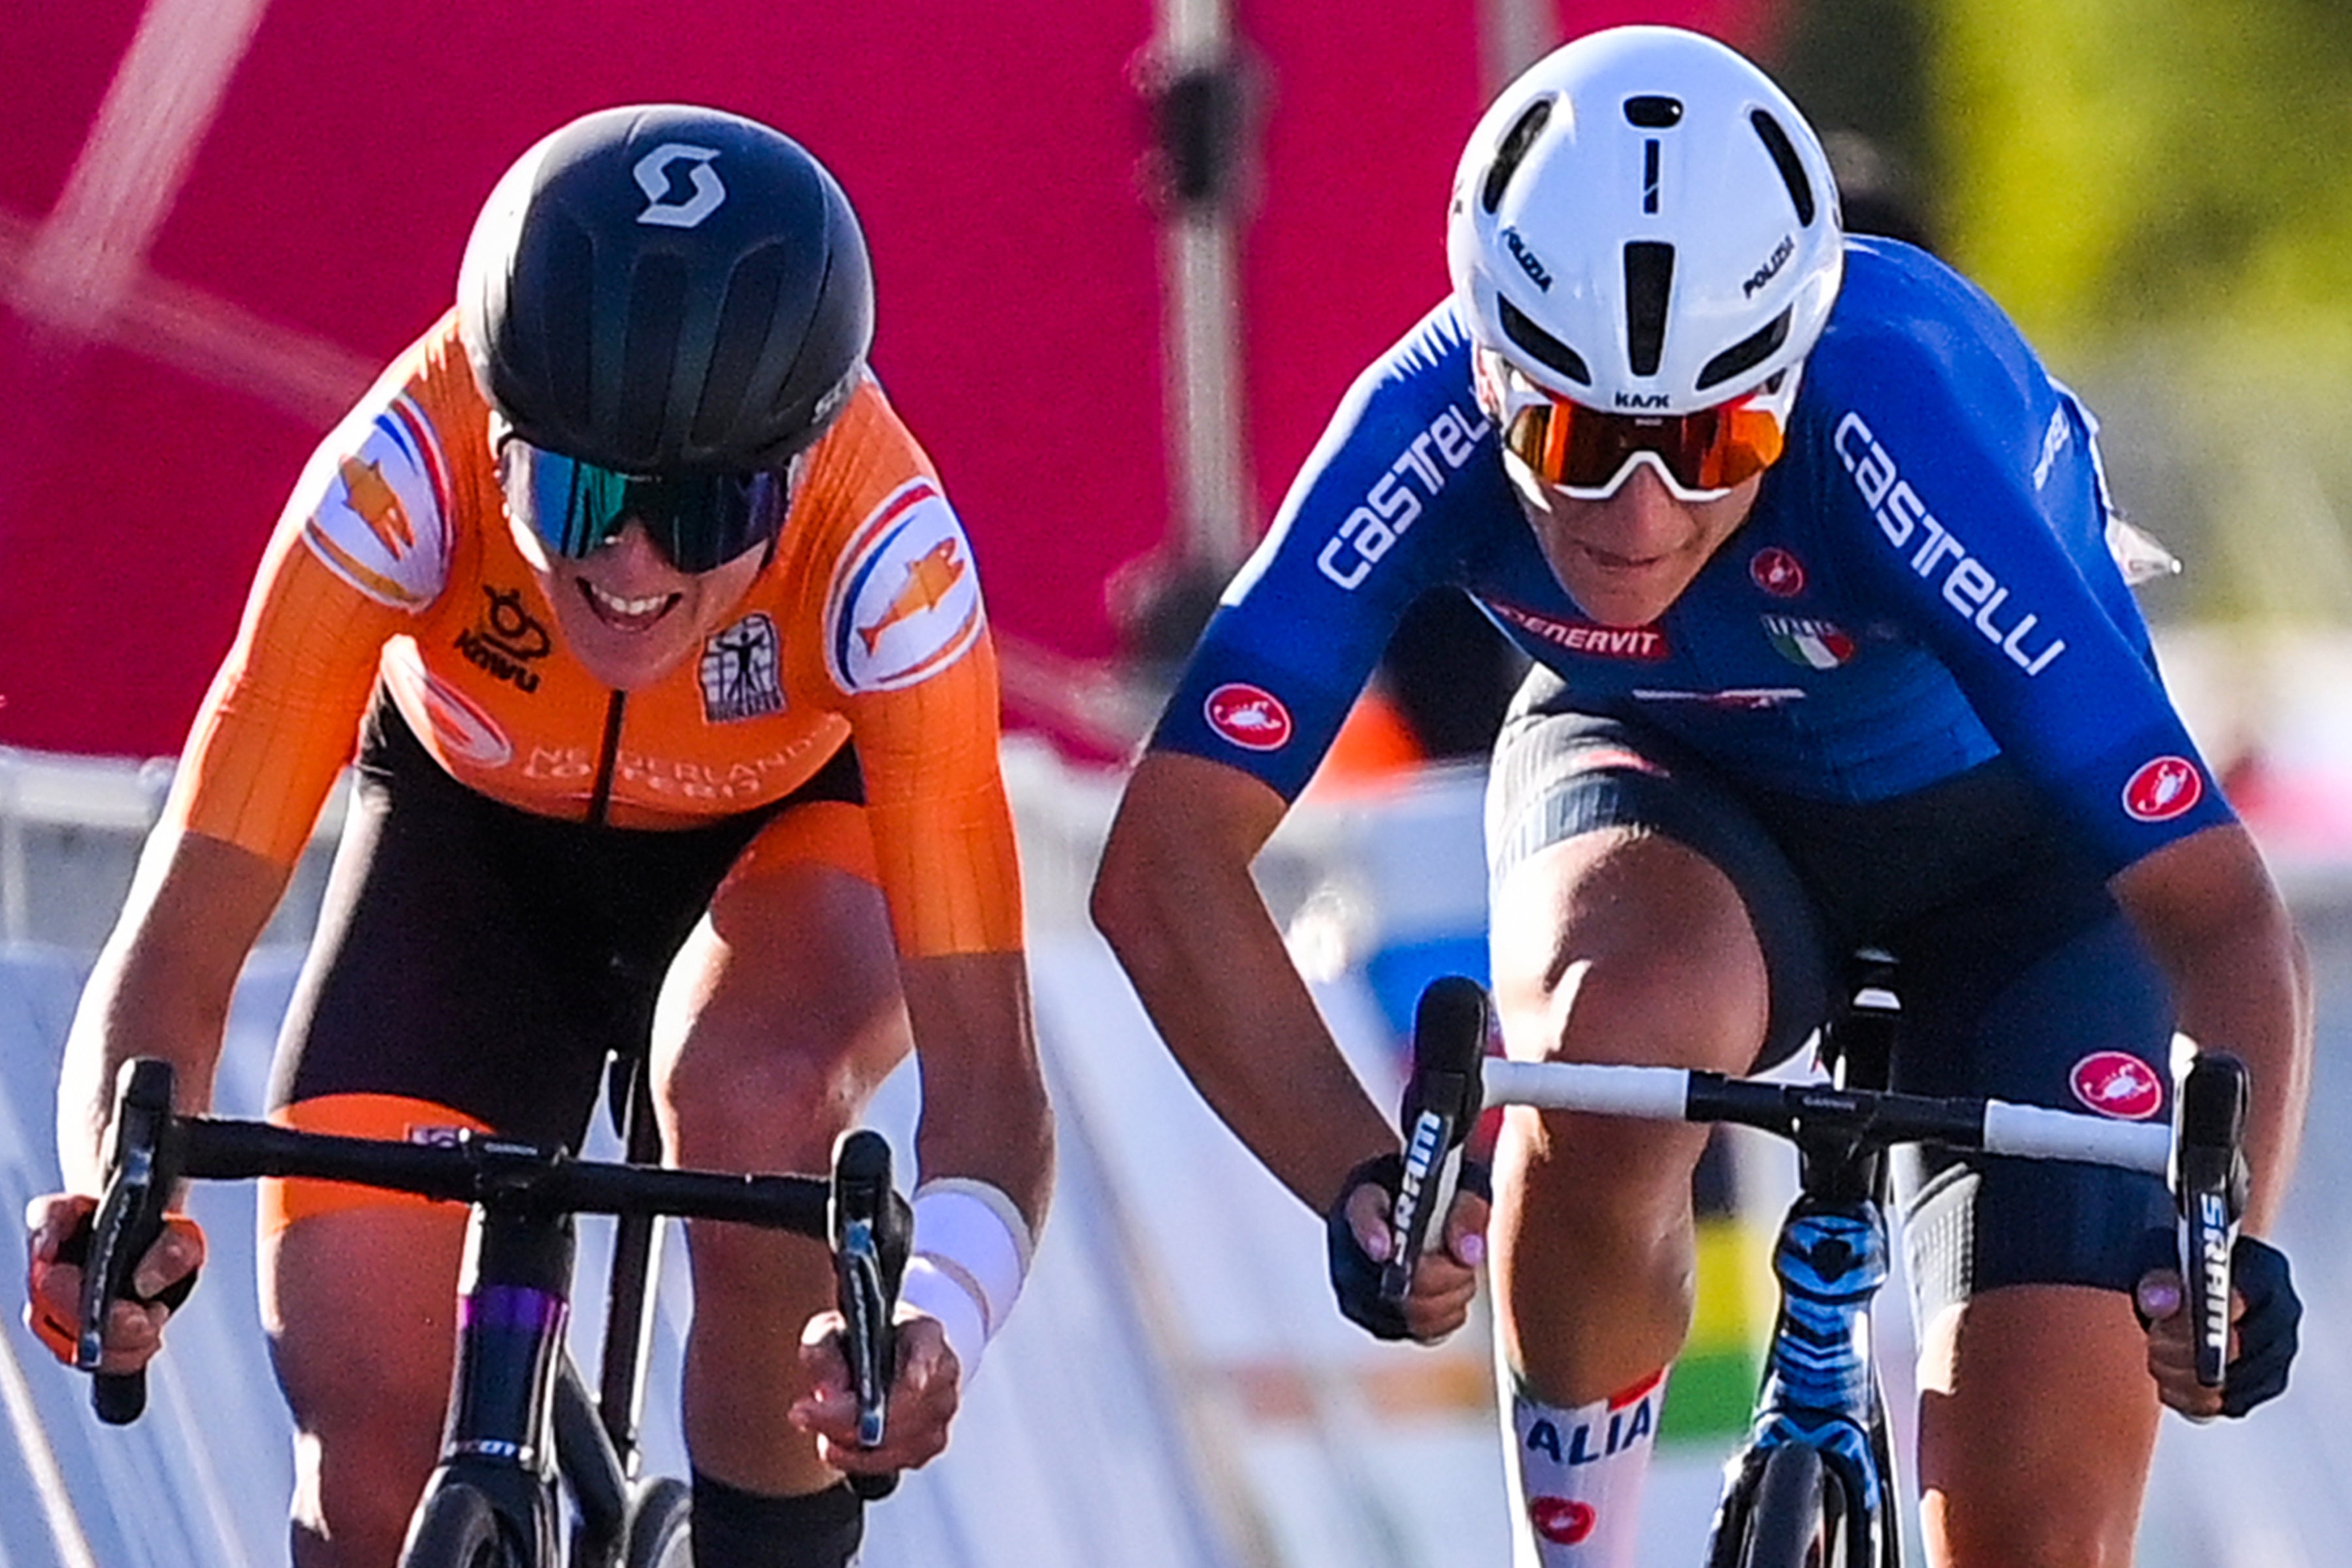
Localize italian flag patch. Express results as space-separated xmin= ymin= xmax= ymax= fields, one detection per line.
xmin=1761 ymin=615 xmax=1856 ymax=670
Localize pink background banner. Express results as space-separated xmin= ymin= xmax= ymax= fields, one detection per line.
xmin=1 ymin=1 xmax=1774 ymax=757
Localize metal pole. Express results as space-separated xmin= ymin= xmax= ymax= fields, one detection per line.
xmin=1480 ymin=0 xmax=1560 ymax=95
xmin=1151 ymin=0 xmax=1255 ymax=581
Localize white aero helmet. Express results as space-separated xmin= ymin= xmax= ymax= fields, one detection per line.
xmin=1447 ymin=25 xmax=1843 ymax=417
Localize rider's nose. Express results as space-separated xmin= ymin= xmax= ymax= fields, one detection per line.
xmin=1597 ymin=463 xmax=1694 ymax=551
xmin=592 ymin=519 xmax=676 ymax=576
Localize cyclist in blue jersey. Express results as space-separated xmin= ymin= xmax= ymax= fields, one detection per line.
xmin=1093 ymin=26 xmax=2311 ymax=1568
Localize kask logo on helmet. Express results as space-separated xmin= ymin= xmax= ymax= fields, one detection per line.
xmin=633 ymin=143 xmax=726 ymax=229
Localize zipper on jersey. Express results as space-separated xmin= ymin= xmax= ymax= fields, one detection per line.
xmin=587 ymin=691 xmax=627 ymax=827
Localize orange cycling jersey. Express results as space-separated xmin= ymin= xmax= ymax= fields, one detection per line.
xmin=172 ymin=313 xmax=1021 ymax=958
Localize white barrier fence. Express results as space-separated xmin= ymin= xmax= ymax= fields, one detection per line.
xmin=3 ymin=730 xmax=2349 ymax=1568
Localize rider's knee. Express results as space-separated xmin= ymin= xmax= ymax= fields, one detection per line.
xmin=662 ymin=1040 xmax=864 ymax=1171
xmin=1492 ymin=836 xmax=1768 ymax=1073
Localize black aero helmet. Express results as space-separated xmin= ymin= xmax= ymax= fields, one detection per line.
xmin=458 ymin=104 xmax=873 ymax=474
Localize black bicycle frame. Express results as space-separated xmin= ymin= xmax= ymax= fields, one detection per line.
xmin=426 ymin=1197 xmax=581 ymax=1566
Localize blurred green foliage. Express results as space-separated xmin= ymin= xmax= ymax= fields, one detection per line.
xmin=1936 ymin=0 xmax=2352 ymax=356
xmin=1777 ymin=0 xmax=2352 ymax=623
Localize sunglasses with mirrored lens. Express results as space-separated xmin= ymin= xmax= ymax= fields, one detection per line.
xmin=1482 ymin=355 xmax=1793 ymax=501
xmin=504 ymin=440 xmax=787 ymax=574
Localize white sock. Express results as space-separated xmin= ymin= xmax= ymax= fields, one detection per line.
xmin=1501 ymin=1365 xmax=1669 ymax=1568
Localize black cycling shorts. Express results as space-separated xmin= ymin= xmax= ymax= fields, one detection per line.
xmin=1486 ymin=676 xmax=2177 ymax=1311
xmin=266 ymin=697 xmax=864 ymax=1154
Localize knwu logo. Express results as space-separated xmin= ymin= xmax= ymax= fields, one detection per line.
xmin=634 ymin=144 xmax=726 ymax=229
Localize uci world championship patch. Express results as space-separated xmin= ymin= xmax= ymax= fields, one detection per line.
xmin=824 ymin=478 xmax=986 ymax=693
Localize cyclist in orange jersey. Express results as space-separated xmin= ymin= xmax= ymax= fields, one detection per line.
xmin=24 ymin=105 xmax=1052 ymax=1568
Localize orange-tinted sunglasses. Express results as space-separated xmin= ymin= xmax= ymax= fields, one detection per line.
xmin=1480 ymin=351 xmax=1795 ymax=501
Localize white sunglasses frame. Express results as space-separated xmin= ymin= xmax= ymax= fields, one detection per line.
xmin=1475 ymin=350 xmax=1803 ymax=504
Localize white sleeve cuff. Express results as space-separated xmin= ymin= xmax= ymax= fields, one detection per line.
xmin=900 ymin=1179 xmax=1034 ymax=1388
xmin=900 ymin=1256 xmax=988 ymax=1387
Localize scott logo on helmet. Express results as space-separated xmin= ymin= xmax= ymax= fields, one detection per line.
xmin=634 ymin=144 xmax=727 ymax=229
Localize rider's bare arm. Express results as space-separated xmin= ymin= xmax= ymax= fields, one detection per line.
xmin=2111 ymin=821 xmax=2312 ymax=1233
xmin=1091 ymin=749 xmax=1398 ymax=1215
xmin=26 ymin=826 xmax=286 ymax=1373
xmin=786 ymin=949 xmax=1049 ymax=1473
xmin=58 ymin=827 xmax=292 ymax=1190
xmin=900 ymin=950 xmax=1054 ymax=1233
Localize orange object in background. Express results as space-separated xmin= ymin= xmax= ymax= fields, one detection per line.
xmin=1307 ymin=683 xmax=1428 ymax=796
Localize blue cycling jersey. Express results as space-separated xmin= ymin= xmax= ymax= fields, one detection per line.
xmin=1150 ymin=238 xmax=2232 ymax=877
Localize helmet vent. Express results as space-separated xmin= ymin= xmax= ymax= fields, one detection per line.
xmin=1696 ymin=308 xmax=1791 ymax=391
xmin=696 ymin=242 xmax=791 ymax=454
xmin=1622 ymin=241 xmax=1674 ymax=377
xmin=1623 ymin=95 xmax=1682 ymax=128
xmin=1482 ymin=99 xmax=1553 ymax=215
xmin=538 ymin=216 xmax=598 ymax=437
xmin=617 ymin=254 xmax=690 ymax=468
xmin=1499 ymin=297 xmax=1591 ymax=385
xmin=1748 ymin=110 xmax=1817 ymax=226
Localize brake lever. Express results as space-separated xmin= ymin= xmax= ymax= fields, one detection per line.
xmin=830 ymin=1128 xmax=906 ymax=1501
xmin=78 ymin=1058 xmax=182 ymax=1424
xmin=1381 ymin=976 xmax=1488 ymax=1307
xmin=2173 ymin=1051 xmax=2249 ymax=1392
